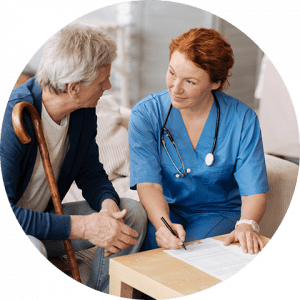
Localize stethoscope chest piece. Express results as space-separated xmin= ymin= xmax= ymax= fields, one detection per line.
xmin=205 ymin=153 xmax=214 ymax=166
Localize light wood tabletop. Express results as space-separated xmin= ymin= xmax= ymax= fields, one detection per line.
xmin=109 ymin=234 xmax=269 ymax=299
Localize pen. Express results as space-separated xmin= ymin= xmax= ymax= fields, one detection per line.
xmin=160 ymin=216 xmax=187 ymax=250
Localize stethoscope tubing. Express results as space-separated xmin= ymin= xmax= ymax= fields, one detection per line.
xmin=211 ymin=91 xmax=220 ymax=154
xmin=160 ymin=90 xmax=220 ymax=177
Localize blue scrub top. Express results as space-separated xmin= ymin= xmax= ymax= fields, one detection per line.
xmin=129 ymin=89 xmax=270 ymax=214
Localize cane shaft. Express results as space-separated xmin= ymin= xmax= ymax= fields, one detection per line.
xmin=63 ymin=240 xmax=81 ymax=282
xmin=12 ymin=102 xmax=81 ymax=282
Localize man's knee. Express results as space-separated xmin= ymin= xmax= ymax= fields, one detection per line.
xmin=28 ymin=235 xmax=48 ymax=258
xmin=119 ymin=198 xmax=147 ymax=232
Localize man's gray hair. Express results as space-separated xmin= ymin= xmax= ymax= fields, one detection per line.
xmin=36 ymin=23 xmax=117 ymax=93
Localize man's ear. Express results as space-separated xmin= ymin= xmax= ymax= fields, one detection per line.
xmin=66 ymin=82 xmax=80 ymax=98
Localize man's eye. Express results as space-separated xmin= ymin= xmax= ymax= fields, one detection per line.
xmin=187 ymin=80 xmax=195 ymax=85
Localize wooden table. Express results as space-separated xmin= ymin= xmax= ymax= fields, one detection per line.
xmin=109 ymin=234 xmax=269 ymax=299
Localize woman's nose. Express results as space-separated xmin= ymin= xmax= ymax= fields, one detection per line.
xmin=172 ymin=80 xmax=183 ymax=94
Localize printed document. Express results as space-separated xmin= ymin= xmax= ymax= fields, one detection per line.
xmin=163 ymin=238 xmax=257 ymax=281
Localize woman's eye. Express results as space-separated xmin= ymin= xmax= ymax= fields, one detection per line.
xmin=169 ymin=70 xmax=175 ymax=76
xmin=187 ymin=80 xmax=195 ymax=85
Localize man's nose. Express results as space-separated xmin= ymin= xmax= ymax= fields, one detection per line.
xmin=104 ymin=78 xmax=112 ymax=91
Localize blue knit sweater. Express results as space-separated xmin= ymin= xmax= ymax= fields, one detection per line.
xmin=0 ymin=78 xmax=120 ymax=240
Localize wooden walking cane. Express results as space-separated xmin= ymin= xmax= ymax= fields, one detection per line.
xmin=12 ymin=102 xmax=81 ymax=282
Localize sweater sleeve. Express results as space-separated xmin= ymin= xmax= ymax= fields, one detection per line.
xmin=75 ymin=111 xmax=120 ymax=212
xmin=0 ymin=98 xmax=71 ymax=241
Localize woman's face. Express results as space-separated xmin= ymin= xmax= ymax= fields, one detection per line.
xmin=166 ymin=51 xmax=220 ymax=111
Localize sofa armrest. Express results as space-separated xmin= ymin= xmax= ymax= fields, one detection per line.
xmin=259 ymin=154 xmax=298 ymax=238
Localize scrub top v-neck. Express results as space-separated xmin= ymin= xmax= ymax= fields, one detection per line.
xmin=129 ymin=89 xmax=269 ymax=214
xmin=164 ymin=94 xmax=218 ymax=168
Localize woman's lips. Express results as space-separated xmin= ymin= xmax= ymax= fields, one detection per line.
xmin=171 ymin=94 xmax=186 ymax=100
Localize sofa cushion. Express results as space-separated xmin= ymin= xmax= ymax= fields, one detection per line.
xmin=96 ymin=94 xmax=130 ymax=181
xmin=260 ymin=154 xmax=298 ymax=238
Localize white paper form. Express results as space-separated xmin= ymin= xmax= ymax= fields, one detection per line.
xmin=163 ymin=238 xmax=257 ymax=281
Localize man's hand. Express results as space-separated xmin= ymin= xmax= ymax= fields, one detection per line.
xmin=101 ymin=198 xmax=123 ymax=215
xmin=155 ymin=222 xmax=185 ymax=250
xmin=101 ymin=199 xmax=132 ymax=257
xmin=69 ymin=199 xmax=138 ymax=256
xmin=223 ymin=223 xmax=265 ymax=254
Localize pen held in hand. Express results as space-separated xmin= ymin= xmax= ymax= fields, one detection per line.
xmin=160 ymin=216 xmax=187 ymax=250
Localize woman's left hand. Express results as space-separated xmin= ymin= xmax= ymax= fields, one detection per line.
xmin=223 ymin=223 xmax=265 ymax=254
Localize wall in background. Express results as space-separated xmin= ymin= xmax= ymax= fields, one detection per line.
xmin=23 ymin=1 xmax=262 ymax=109
xmin=22 ymin=3 xmax=124 ymax=99
xmin=219 ymin=19 xmax=263 ymax=110
xmin=23 ymin=3 xmax=123 ymax=75
xmin=128 ymin=1 xmax=214 ymax=105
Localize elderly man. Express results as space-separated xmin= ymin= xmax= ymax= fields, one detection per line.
xmin=0 ymin=23 xmax=147 ymax=293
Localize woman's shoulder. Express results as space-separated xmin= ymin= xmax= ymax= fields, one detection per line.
xmin=132 ymin=89 xmax=170 ymax=112
xmin=129 ymin=90 xmax=170 ymax=132
xmin=216 ymin=90 xmax=257 ymax=119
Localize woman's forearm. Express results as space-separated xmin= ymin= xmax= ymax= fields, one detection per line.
xmin=137 ymin=182 xmax=170 ymax=230
xmin=224 ymin=193 xmax=267 ymax=253
xmin=240 ymin=193 xmax=267 ymax=223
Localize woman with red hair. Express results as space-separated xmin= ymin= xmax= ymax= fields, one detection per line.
xmin=129 ymin=28 xmax=269 ymax=254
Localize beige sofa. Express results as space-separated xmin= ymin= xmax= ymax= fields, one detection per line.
xmin=260 ymin=154 xmax=298 ymax=238
xmin=61 ymin=95 xmax=299 ymax=283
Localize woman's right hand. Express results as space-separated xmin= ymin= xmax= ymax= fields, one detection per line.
xmin=137 ymin=182 xmax=185 ymax=249
xmin=155 ymin=223 xmax=186 ymax=249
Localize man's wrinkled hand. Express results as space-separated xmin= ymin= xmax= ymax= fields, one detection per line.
xmin=84 ymin=208 xmax=138 ymax=253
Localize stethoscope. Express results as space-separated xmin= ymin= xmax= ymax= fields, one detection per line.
xmin=160 ymin=90 xmax=220 ymax=178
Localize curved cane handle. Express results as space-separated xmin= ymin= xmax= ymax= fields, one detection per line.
xmin=12 ymin=102 xmax=81 ymax=282
xmin=12 ymin=102 xmax=63 ymax=214
xmin=12 ymin=102 xmax=40 ymax=144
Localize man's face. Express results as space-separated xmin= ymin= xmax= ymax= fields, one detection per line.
xmin=75 ymin=64 xmax=112 ymax=108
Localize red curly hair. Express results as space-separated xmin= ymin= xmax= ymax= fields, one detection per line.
xmin=169 ymin=28 xmax=234 ymax=91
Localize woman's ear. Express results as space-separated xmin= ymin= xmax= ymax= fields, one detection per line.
xmin=212 ymin=80 xmax=221 ymax=91
xmin=66 ymin=82 xmax=80 ymax=98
